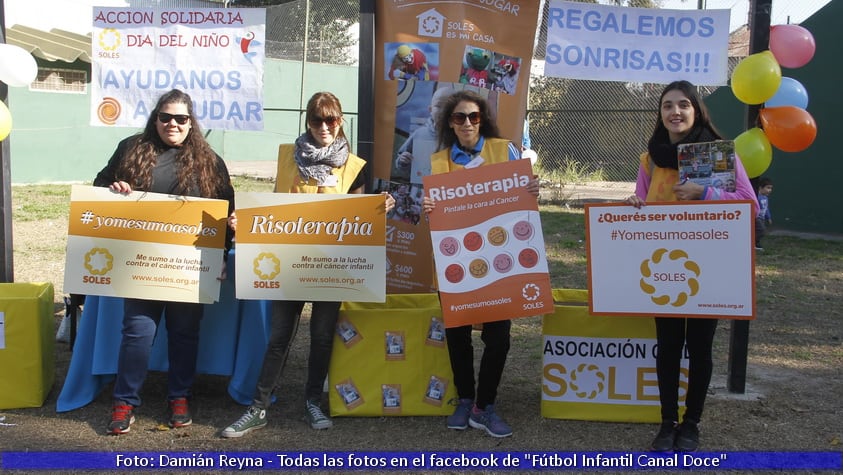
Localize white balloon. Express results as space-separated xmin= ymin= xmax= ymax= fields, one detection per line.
xmin=0 ymin=43 xmax=38 ymax=87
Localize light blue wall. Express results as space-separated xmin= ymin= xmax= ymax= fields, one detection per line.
xmin=8 ymin=58 xmax=359 ymax=184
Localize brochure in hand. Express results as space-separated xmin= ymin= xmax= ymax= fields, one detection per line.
xmin=677 ymin=140 xmax=736 ymax=191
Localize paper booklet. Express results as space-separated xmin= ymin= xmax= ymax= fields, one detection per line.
xmin=677 ymin=140 xmax=737 ymax=192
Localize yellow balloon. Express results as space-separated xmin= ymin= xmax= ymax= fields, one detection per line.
xmin=731 ymin=51 xmax=782 ymax=105
xmin=0 ymin=101 xmax=11 ymax=141
xmin=734 ymin=127 xmax=772 ymax=178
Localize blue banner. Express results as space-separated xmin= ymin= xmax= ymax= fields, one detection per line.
xmin=2 ymin=451 xmax=841 ymax=471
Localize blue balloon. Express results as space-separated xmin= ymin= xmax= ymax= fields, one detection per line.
xmin=765 ymin=77 xmax=809 ymax=109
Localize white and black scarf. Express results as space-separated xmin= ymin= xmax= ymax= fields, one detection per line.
xmin=293 ymin=133 xmax=349 ymax=184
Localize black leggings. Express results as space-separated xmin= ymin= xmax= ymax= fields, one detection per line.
xmin=655 ymin=317 xmax=718 ymax=424
xmin=445 ymin=319 xmax=511 ymax=410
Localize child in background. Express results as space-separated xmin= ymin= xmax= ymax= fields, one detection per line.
xmin=756 ymin=177 xmax=773 ymax=251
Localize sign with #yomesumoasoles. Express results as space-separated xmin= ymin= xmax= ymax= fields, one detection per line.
xmin=586 ymin=201 xmax=756 ymax=319
xmin=423 ymin=159 xmax=552 ymax=327
xmin=64 ymin=185 xmax=229 ymax=303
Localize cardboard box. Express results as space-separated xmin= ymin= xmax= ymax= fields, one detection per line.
xmin=0 ymin=283 xmax=55 ymax=409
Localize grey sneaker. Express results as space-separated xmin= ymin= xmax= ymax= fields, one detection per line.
xmin=468 ymin=404 xmax=512 ymax=438
xmin=221 ymin=406 xmax=267 ymax=438
xmin=305 ymin=399 xmax=332 ymax=429
xmin=446 ymin=398 xmax=474 ymax=430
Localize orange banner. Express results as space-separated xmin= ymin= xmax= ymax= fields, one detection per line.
xmin=423 ymin=159 xmax=552 ymax=327
xmin=374 ymin=1 xmax=540 ymax=294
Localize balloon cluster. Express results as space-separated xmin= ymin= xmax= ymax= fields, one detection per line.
xmin=0 ymin=43 xmax=39 ymax=141
xmin=730 ymin=24 xmax=817 ymax=177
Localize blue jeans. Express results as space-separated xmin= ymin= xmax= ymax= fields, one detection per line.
xmin=253 ymin=300 xmax=341 ymax=408
xmin=112 ymin=299 xmax=203 ymax=407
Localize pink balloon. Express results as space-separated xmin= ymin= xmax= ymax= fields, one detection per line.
xmin=769 ymin=24 xmax=816 ymax=68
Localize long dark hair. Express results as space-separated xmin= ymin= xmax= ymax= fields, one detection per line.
xmin=434 ymin=90 xmax=501 ymax=150
xmin=115 ymin=89 xmax=226 ymax=198
xmin=648 ymin=80 xmax=723 ymax=169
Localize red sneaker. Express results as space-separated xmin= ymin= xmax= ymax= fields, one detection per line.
xmin=108 ymin=403 xmax=135 ymax=435
xmin=168 ymin=397 xmax=192 ymax=428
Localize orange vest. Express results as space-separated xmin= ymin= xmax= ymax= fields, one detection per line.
xmin=640 ymin=152 xmax=679 ymax=202
xmin=430 ymin=138 xmax=512 ymax=175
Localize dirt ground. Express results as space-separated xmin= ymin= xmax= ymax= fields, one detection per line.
xmin=1 ymin=214 xmax=842 ymax=475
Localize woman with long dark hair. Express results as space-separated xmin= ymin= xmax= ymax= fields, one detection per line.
xmin=94 ymin=89 xmax=235 ymax=435
xmin=626 ymin=80 xmax=758 ymax=451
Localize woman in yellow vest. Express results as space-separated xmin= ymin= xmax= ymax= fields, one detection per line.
xmin=626 ymin=81 xmax=758 ymax=452
xmin=423 ymin=90 xmax=539 ymax=438
xmin=223 ymin=92 xmax=393 ymax=437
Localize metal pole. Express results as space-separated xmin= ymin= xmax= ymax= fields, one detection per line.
xmin=358 ymin=0 xmax=375 ymax=192
xmin=297 ymin=0 xmax=311 ymax=134
xmin=728 ymin=0 xmax=771 ymax=394
xmin=0 ymin=0 xmax=14 ymax=283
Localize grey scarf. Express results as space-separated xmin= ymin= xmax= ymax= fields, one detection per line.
xmin=294 ymin=133 xmax=349 ymax=184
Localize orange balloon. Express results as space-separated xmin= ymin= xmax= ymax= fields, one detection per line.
xmin=759 ymin=106 xmax=817 ymax=152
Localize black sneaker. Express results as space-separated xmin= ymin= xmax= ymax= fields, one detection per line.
xmin=675 ymin=421 xmax=700 ymax=451
xmin=108 ymin=403 xmax=135 ymax=435
xmin=651 ymin=420 xmax=678 ymax=451
xmin=168 ymin=397 xmax=192 ymax=428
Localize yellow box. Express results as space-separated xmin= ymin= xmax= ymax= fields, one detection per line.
xmin=329 ymin=293 xmax=456 ymax=417
xmin=0 ymin=283 xmax=55 ymax=409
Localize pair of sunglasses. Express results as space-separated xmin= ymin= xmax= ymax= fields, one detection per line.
xmin=157 ymin=112 xmax=190 ymax=125
xmin=309 ymin=116 xmax=341 ymax=128
xmin=450 ymin=112 xmax=481 ymax=125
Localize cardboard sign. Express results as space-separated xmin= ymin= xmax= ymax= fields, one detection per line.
xmin=586 ymin=201 xmax=756 ymax=318
xmin=64 ymin=185 xmax=228 ymax=303
xmin=235 ymin=192 xmax=386 ymax=302
xmin=423 ymin=159 xmax=553 ymax=327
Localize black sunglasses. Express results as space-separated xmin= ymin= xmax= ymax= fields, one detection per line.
xmin=450 ymin=112 xmax=481 ymax=125
xmin=157 ymin=112 xmax=190 ymax=125
xmin=308 ymin=116 xmax=341 ymax=128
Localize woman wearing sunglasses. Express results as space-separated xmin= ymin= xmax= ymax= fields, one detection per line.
xmin=423 ymin=90 xmax=539 ymax=438
xmin=222 ymin=91 xmax=394 ymax=437
xmin=93 ymin=89 xmax=235 ymax=435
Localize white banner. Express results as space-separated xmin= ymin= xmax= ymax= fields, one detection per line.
xmin=586 ymin=201 xmax=755 ymax=318
xmin=91 ymin=7 xmax=265 ymax=130
xmin=545 ymin=1 xmax=730 ymax=85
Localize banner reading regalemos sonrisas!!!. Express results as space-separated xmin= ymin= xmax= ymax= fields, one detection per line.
xmin=374 ymin=0 xmax=540 ymax=294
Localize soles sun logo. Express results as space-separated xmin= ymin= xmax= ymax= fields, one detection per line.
xmin=84 ymin=248 xmax=113 ymax=275
xmin=639 ymin=248 xmax=701 ymax=307
xmin=569 ymin=363 xmax=605 ymax=399
xmin=253 ymin=252 xmax=280 ymax=280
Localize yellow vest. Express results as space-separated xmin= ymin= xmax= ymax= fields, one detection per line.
xmin=430 ymin=138 xmax=512 ymax=175
xmin=639 ymin=152 xmax=679 ymax=202
xmin=274 ymin=143 xmax=366 ymax=193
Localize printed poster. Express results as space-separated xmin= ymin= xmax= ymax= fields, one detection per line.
xmin=585 ymin=201 xmax=756 ymax=319
xmin=374 ymin=0 xmax=540 ymax=294
xmin=92 ymin=7 xmax=265 ymax=130
xmin=423 ymin=159 xmax=553 ymax=327
xmin=234 ymin=192 xmax=386 ymax=302
xmin=64 ymin=185 xmax=228 ymax=303
xmin=545 ymin=1 xmax=730 ymax=85
xmin=376 ymin=181 xmax=437 ymax=295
